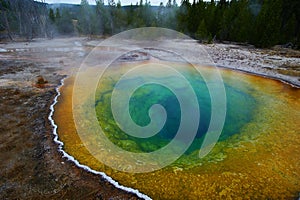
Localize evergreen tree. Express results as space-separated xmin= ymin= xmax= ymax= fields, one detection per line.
xmin=2 ymin=0 xmax=296 ymax=48
xmin=195 ymin=19 xmax=208 ymax=41
xmin=282 ymin=13 xmax=297 ymax=44
xmin=56 ymin=8 xmax=74 ymax=34
xmin=49 ymin=8 xmax=55 ymax=23
xmin=78 ymin=0 xmax=92 ymax=35
xmin=157 ymin=2 xmax=164 ymax=27
xmin=113 ymin=0 xmax=126 ymax=33
xmin=126 ymin=4 xmax=135 ymax=29
xmin=176 ymin=0 xmax=190 ymax=33
xmin=173 ymin=0 xmax=178 ymax=7
xmin=0 ymin=0 xmax=13 ymax=40
xmin=55 ymin=8 xmax=60 ymax=19
xmin=252 ymin=0 xmax=282 ymax=47
xmin=95 ymin=0 xmax=110 ymax=35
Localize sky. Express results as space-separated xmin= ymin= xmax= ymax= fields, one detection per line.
xmin=42 ymin=0 xmax=172 ymax=6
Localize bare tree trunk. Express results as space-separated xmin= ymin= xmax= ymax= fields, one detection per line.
xmin=40 ymin=15 xmax=47 ymax=38
xmin=3 ymin=11 xmax=13 ymax=41
xmin=18 ymin=12 xmax=22 ymax=35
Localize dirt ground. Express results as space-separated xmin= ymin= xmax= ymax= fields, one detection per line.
xmin=0 ymin=38 xmax=140 ymax=199
xmin=0 ymin=37 xmax=299 ymax=199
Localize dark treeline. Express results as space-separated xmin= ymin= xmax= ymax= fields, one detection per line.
xmin=0 ymin=0 xmax=49 ymax=40
xmin=0 ymin=0 xmax=299 ymax=48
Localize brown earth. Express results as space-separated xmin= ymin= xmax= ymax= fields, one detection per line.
xmin=0 ymin=38 xmax=141 ymax=199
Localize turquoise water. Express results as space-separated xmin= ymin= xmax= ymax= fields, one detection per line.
xmin=95 ymin=67 xmax=257 ymax=155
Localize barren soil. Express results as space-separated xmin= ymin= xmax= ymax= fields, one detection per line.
xmin=0 ymin=38 xmax=140 ymax=199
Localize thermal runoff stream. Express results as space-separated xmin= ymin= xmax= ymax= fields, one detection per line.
xmin=54 ymin=58 xmax=300 ymax=199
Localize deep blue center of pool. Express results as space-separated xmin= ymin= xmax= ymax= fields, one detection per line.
xmin=95 ymin=68 xmax=256 ymax=155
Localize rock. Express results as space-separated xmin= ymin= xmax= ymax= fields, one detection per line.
xmin=36 ymin=75 xmax=48 ymax=84
xmin=35 ymin=75 xmax=49 ymax=88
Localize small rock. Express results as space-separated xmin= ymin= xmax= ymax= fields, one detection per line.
xmin=34 ymin=75 xmax=49 ymax=88
xmin=36 ymin=75 xmax=48 ymax=84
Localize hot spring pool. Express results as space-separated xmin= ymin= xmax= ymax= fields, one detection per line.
xmin=94 ymin=63 xmax=256 ymax=158
xmin=54 ymin=61 xmax=300 ymax=199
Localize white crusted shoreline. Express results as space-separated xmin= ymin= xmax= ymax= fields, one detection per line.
xmin=203 ymin=43 xmax=300 ymax=88
xmin=114 ymin=40 xmax=300 ymax=87
xmin=48 ymin=78 xmax=152 ymax=200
